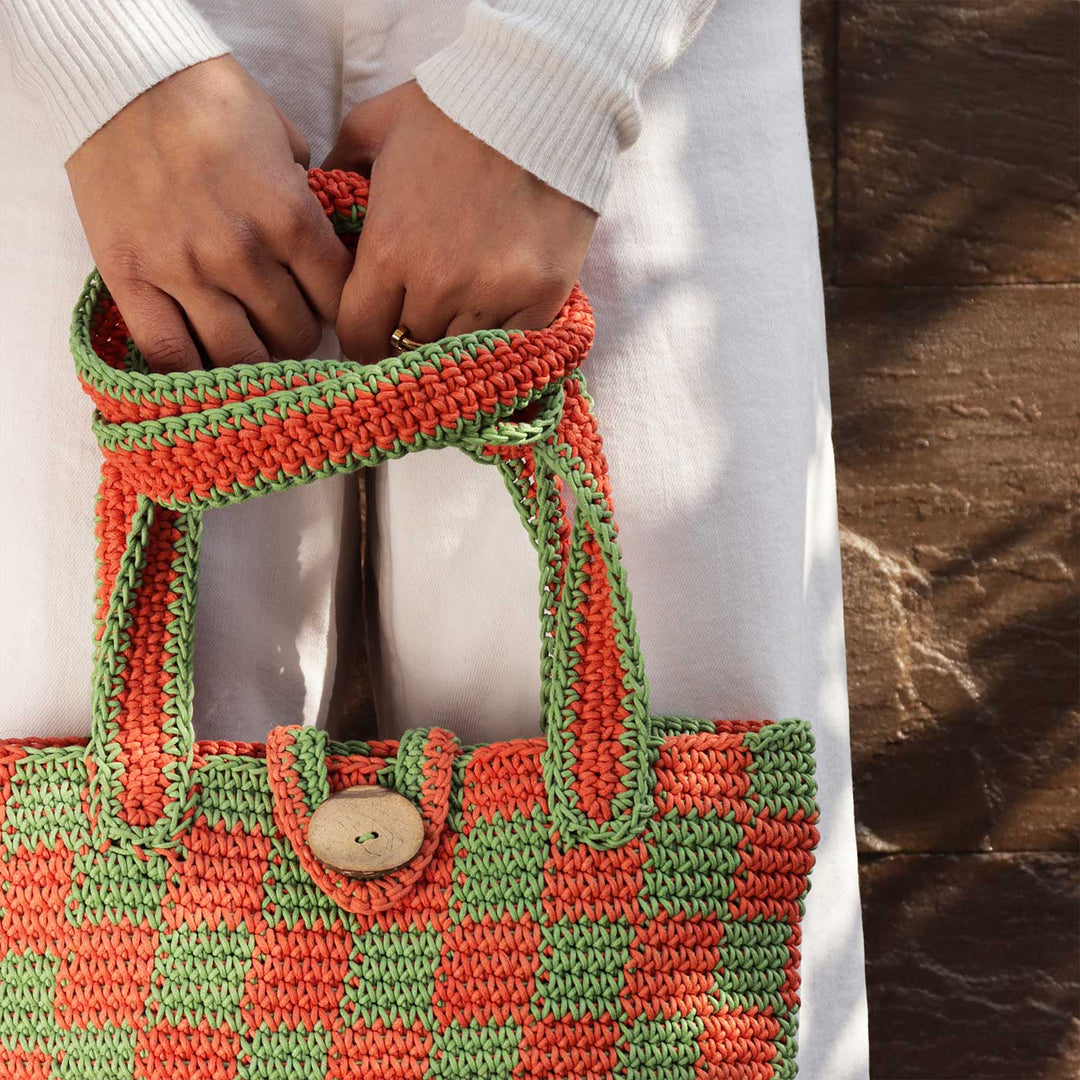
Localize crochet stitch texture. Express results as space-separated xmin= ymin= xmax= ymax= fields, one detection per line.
xmin=0 ymin=170 xmax=820 ymax=1078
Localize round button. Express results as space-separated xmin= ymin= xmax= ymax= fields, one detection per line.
xmin=307 ymin=786 xmax=425 ymax=879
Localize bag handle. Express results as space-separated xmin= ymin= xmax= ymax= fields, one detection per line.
xmin=78 ymin=169 xmax=656 ymax=859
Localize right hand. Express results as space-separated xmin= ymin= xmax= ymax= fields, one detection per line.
xmin=65 ymin=55 xmax=352 ymax=372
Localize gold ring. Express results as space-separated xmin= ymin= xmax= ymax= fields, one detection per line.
xmin=390 ymin=325 xmax=424 ymax=355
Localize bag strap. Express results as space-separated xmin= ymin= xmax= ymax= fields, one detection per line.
xmin=77 ymin=169 xmax=656 ymax=854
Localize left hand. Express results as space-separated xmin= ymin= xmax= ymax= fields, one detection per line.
xmin=322 ymin=80 xmax=598 ymax=362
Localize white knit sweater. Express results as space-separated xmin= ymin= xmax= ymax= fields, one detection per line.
xmin=0 ymin=0 xmax=715 ymax=211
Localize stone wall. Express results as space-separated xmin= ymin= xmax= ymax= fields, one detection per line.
xmin=802 ymin=3 xmax=1079 ymax=1076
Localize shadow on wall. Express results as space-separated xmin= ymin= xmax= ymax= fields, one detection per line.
xmin=813 ymin=0 xmax=1079 ymax=1077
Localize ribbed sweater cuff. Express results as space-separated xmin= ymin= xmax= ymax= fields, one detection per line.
xmin=2 ymin=0 xmax=230 ymax=161
xmin=414 ymin=7 xmax=629 ymax=213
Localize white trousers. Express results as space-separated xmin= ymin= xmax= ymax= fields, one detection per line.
xmin=0 ymin=1 xmax=870 ymax=1076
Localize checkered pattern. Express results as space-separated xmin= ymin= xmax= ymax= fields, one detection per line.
xmin=0 ymin=717 xmax=817 ymax=1078
xmin=0 ymin=169 xmax=820 ymax=1077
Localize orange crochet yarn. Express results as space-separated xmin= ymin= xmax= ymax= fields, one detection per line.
xmin=0 ymin=169 xmax=820 ymax=1078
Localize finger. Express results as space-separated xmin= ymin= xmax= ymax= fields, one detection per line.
xmin=501 ymin=292 xmax=570 ymax=332
xmin=274 ymin=105 xmax=311 ymax=167
xmin=321 ymin=108 xmax=381 ymax=173
xmin=445 ymin=300 xmax=515 ymax=340
xmin=272 ymin=186 xmax=354 ymax=326
xmin=320 ymin=86 xmax=406 ymax=172
xmin=335 ymin=246 xmax=405 ymax=362
xmin=227 ymin=259 xmax=322 ymax=360
xmin=108 ymin=279 xmax=202 ymax=373
xmin=177 ymin=287 xmax=271 ymax=368
xmin=398 ymin=287 xmax=461 ymax=349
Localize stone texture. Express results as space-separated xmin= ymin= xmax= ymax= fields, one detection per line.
xmin=815 ymin=7 xmax=1078 ymax=1072
xmin=827 ymin=284 xmax=1079 ymax=853
xmin=860 ymin=852 xmax=1080 ymax=1078
xmin=836 ymin=0 xmax=1080 ymax=285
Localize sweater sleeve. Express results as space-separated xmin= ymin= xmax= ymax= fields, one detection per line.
xmin=414 ymin=0 xmax=716 ymax=213
xmin=0 ymin=0 xmax=229 ymax=161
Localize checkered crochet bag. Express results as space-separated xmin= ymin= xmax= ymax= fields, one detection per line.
xmin=0 ymin=170 xmax=820 ymax=1079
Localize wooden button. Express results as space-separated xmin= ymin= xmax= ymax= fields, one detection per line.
xmin=307 ymin=786 xmax=425 ymax=879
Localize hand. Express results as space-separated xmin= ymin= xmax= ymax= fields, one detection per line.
xmin=66 ymin=55 xmax=352 ymax=372
xmin=322 ymin=80 xmax=598 ymax=362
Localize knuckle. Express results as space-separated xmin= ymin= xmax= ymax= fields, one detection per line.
xmin=200 ymin=215 xmax=265 ymax=272
xmin=422 ymin=266 xmax=461 ymax=304
xmin=452 ymin=291 xmax=499 ymax=331
xmin=97 ymin=239 xmax=146 ymax=284
xmin=139 ymin=331 xmax=196 ymax=372
xmin=530 ymin=261 xmax=573 ymax=299
xmin=339 ymin=113 xmax=376 ymax=161
xmin=360 ymin=235 xmax=400 ymax=278
xmin=227 ymin=216 xmax=264 ymax=261
xmin=365 ymin=219 xmax=399 ymax=258
xmin=509 ymin=264 xmax=572 ymax=325
xmin=276 ymin=189 xmax=322 ymax=244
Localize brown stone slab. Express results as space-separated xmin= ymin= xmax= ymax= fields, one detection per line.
xmin=827 ymin=285 xmax=1079 ymax=852
xmin=801 ymin=0 xmax=835 ymax=155
xmin=836 ymin=0 xmax=1080 ymax=285
xmin=860 ymin=851 xmax=1079 ymax=1078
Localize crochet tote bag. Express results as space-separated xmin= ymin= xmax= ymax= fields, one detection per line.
xmin=0 ymin=170 xmax=820 ymax=1079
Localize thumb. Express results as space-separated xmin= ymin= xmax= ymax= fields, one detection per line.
xmin=321 ymin=83 xmax=411 ymax=172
